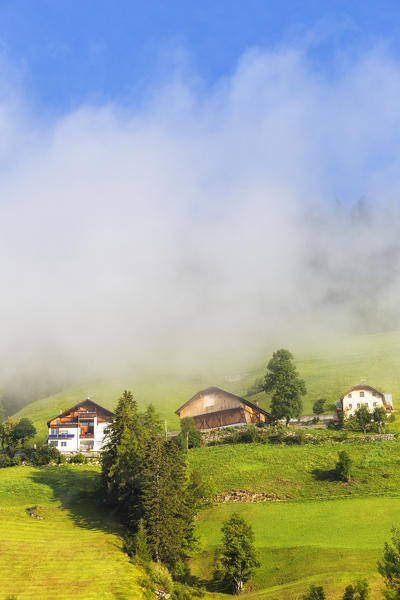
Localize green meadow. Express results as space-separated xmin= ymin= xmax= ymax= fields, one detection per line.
xmin=11 ymin=330 xmax=400 ymax=442
xmin=0 ymin=465 xmax=143 ymax=599
xmin=5 ymin=330 xmax=400 ymax=599
xmin=191 ymin=497 xmax=398 ymax=599
xmin=189 ymin=440 xmax=400 ymax=499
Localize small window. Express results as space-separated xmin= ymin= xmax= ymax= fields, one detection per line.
xmin=360 ymin=391 xmax=364 ymax=397
xmin=61 ymin=441 xmax=67 ymax=447
xmin=80 ymin=422 xmax=87 ymax=427
xmin=357 ymin=403 xmax=360 ymax=408
xmin=204 ymin=397 xmax=215 ymax=409
xmin=348 ymin=393 xmax=352 ymax=398
xmin=349 ymin=403 xmax=352 ymax=409
xmin=372 ymin=392 xmax=376 ymax=396
xmin=373 ymin=402 xmax=377 ymax=407
xmin=50 ymin=441 xmax=58 ymax=446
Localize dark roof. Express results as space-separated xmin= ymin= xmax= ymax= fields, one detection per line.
xmin=175 ymin=386 xmax=272 ymax=418
xmin=47 ymin=398 xmax=114 ymax=427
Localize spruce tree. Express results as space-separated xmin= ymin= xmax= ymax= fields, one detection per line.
xmin=141 ymin=437 xmax=196 ymax=566
xmin=101 ymin=390 xmax=144 ymax=520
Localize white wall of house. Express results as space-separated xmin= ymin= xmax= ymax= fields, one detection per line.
xmin=342 ymin=388 xmax=386 ymax=416
xmin=47 ymin=420 xmax=110 ymax=453
xmin=93 ymin=421 xmax=108 ymax=450
xmin=48 ymin=427 xmax=79 ymax=452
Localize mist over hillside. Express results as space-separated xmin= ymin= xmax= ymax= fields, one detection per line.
xmin=2 ymin=45 xmax=400 ymax=412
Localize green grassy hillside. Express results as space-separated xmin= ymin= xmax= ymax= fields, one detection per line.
xmin=191 ymin=497 xmax=394 ymax=599
xmin=11 ymin=330 xmax=400 ymax=441
xmin=189 ymin=439 xmax=400 ymax=499
xmin=0 ymin=465 xmax=143 ymax=599
xmin=188 ymin=440 xmax=400 ymax=598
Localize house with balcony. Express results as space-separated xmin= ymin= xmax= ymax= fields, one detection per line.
xmin=47 ymin=398 xmax=114 ymax=453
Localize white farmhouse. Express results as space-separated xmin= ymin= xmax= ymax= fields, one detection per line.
xmin=47 ymin=398 xmax=114 ymax=453
xmin=340 ymin=384 xmax=393 ymax=417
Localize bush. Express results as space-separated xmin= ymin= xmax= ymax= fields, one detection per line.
xmin=303 ymin=584 xmax=325 ymax=600
xmin=313 ymin=399 xmax=326 ymax=415
xmin=175 ymin=428 xmax=202 ymax=452
xmin=34 ymin=444 xmax=62 ymax=465
xmin=0 ymin=455 xmax=21 ymax=468
xmin=149 ymin=563 xmax=174 ymax=593
xmin=70 ymin=452 xmax=86 ymax=464
xmin=336 ymin=450 xmax=352 ymax=482
xmin=239 ymin=425 xmax=258 ymax=443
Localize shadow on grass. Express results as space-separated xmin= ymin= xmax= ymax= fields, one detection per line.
xmin=312 ymin=467 xmax=339 ymax=481
xmin=29 ymin=466 xmax=122 ymax=535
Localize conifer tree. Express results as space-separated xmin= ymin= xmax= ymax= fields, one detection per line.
xmin=101 ymin=390 xmax=144 ymax=519
xmin=141 ymin=437 xmax=196 ymax=566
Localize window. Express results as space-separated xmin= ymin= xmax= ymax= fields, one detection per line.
xmin=50 ymin=441 xmax=58 ymax=446
xmin=357 ymin=403 xmax=360 ymax=408
xmin=61 ymin=442 xmax=67 ymax=447
xmin=349 ymin=403 xmax=352 ymax=409
xmin=348 ymin=393 xmax=352 ymax=398
xmin=57 ymin=419 xmax=60 ymax=424
xmin=360 ymin=391 xmax=364 ymax=397
xmin=80 ymin=422 xmax=87 ymax=427
xmin=372 ymin=392 xmax=376 ymax=396
xmin=373 ymin=401 xmax=377 ymax=407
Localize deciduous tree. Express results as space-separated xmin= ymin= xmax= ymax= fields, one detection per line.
xmin=263 ymin=349 xmax=306 ymax=425
xmin=214 ymin=513 xmax=260 ymax=594
xmin=373 ymin=406 xmax=387 ymax=434
xmin=354 ymin=404 xmax=372 ymax=433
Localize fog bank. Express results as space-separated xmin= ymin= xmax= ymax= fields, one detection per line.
xmin=1 ymin=45 xmax=400 ymax=400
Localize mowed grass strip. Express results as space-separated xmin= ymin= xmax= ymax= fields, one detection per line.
xmin=0 ymin=466 xmax=142 ymax=599
xmin=191 ymin=497 xmax=400 ymax=599
xmin=189 ymin=440 xmax=400 ymax=499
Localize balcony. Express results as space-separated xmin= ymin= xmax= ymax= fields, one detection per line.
xmin=48 ymin=434 xmax=75 ymax=439
xmin=80 ymin=433 xmax=94 ymax=439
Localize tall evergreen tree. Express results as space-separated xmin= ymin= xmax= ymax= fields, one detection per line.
xmin=101 ymin=390 xmax=144 ymax=520
xmin=378 ymin=527 xmax=400 ymax=600
xmin=141 ymin=437 xmax=196 ymax=566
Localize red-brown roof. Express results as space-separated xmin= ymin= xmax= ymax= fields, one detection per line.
xmin=175 ymin=386 xmax=272 ymax=418
xmin=340 ymin=384 xmax=385 ymax=400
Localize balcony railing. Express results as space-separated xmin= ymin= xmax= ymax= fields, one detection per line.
xmin=48 ymin=434 xmax=75 ymax=439
xmin=80 ymin=433 xmax=94 ymax=438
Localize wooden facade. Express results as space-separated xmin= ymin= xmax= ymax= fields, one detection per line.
xmin=175 ymin=387 xmax=273 ymax=430
xmin=47 ymin=398 xmax=114 ymax=452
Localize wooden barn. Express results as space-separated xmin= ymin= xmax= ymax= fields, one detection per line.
xmin=175 ymin=386 xmax=273 ymax=430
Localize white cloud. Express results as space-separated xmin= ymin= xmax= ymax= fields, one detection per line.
xmin=1 ymin=45 xmax=400 ymax=390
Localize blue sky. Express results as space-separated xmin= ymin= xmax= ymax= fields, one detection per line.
xmin=1 ymin=0 xmax=400 ymax=112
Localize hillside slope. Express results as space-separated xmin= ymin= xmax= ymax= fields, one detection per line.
xmin=11 ymin=330 xmax=400 ymax=440
xmin=0 ymin=465 xmax=143 ymax=599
